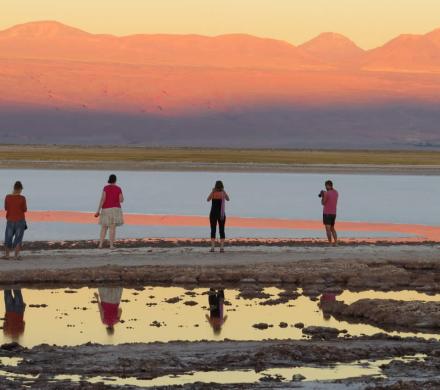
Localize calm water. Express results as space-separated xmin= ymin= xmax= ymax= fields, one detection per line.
xmin=0 ymin=169 xmax=438 ymax=240
xmin=1 ymin=287 xmax=439 ymax=347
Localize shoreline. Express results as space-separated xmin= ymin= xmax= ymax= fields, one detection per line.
xmin=0 ymin=145 xmax=439 ymax=174
xmin=1 ymin=159 xmax=440 ymax=174
xmin=1 ymin=244 xmax=440 ymax=290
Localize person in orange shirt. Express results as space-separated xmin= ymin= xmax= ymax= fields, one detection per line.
xmin=3 ymin=181 xmax=27 ymax=260
xmin=3 ymin=289 xmax=26 ymax=340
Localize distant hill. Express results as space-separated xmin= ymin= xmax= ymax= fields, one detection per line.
xmin=1 ymin=21 xmax=440 ymax=149
xmin=298 ymin=32 xmax=365 ymax=66
xmin=362 ymin=29 xmax=440 ymax=72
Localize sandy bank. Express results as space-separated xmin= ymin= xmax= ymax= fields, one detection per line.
xmin=1 ymin=245 xmax=440 ymax=290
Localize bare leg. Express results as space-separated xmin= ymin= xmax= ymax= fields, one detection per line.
xmin=210 ymin=238 xmax=216 ymax=252
xmin=14 ymin=245 xmax=21 ymax=259
xmin=331 ymin=227 xmax=338 ymax=245
xmin=220 ymin=239 xmax=225 ymax=252
xmin=325 ymin=225 xmax=333 ymax=244
xmin=109 ymin=225 xmax=116 ymax=249
xmin=99 ymin=226 xmax=108 ymax=248
xmin=3 ymin=248 xmax=10 ymax=259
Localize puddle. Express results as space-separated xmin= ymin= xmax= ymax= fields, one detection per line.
xmin=0 ymin=357 xmax=23 ymax=367
xmin=37 ymin=355 xmax=427 ymax=387
xmin=1 ymin=287 xmax=439 ymax=347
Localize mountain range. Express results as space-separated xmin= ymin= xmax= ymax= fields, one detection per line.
xmin=1 ymin=21 xmax=440 ymax=148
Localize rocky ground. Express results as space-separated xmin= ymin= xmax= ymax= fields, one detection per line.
xmin=1 ymin=244 xmax=440 ymax=293
xmin=2 ymin=244 xmax=440 ymax=388
xmin=1 ymin=334 xmax=440 ymax=389
xmin=322 ymin=299 xmax=440 ymax=332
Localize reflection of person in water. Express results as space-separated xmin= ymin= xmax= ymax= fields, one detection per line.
xmin=319 ymin=292 xmax=337 ymax=320
xmin=94 ymin=287 xmax=123 ymax=334
xmin=3 ymin=289 xmax=26 ymax=339
xmin=206 ymin=288 xmax=227 ymax=334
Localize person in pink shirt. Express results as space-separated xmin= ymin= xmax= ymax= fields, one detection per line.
xmin=94 ymin=174 xmax=124 ymax=249
xmin=94 ymin=287 xmax=123 ymax=335
xmin=320 ymin=180 xmax=339 ymax=245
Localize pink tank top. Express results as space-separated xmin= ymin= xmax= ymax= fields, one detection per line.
xmin=102 ymin=185 xmax=122 ymax=209
xmin=101 ymin=302 xmax=119 ymax=326
xmin=323 ymin=189 xmax=338 ymax=215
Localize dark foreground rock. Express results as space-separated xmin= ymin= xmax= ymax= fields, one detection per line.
xmin=302 ymin=326 xmax=342 ymax=339
xmin=0 ymin=335 xmax=439 ymax=388
xmin=323 ymin=299 xmax=440 ymax=332
xmin=2 ymin=256 xmax=440 ymax=296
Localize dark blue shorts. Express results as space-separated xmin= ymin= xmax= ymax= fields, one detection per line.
xmin=323 ymin=214 xmax=336 ymax=227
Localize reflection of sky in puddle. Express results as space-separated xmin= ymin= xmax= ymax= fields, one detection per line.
xmin=22 ymin=222 xmax=418 ymax=241
xmin=47 ymin=355 xmax=425 ymax=387
xmin=0 ymin=354 xmax=426 ymax=388
xmin=1 ymin=287 xmax=439 ymax=347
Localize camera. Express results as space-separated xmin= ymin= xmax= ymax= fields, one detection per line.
xmin=318 ymin=190 xmax=325 ymax=198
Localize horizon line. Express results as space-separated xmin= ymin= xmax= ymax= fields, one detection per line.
xmin=2 ymin=19 xmax=440 ymax=51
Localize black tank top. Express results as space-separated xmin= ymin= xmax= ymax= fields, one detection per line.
xmin=210 ymin=198 xmax=222 ymax=215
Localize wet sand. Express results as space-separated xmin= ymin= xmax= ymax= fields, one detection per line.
xmin=0 ymin=244 xmax=439 ymax=290
xmin=1 ymin=335 xmax=439 ymax=389
xmin=2 ymin=244 xmax=440 ymax=389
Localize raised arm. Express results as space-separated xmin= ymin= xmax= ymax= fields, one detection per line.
xmin=95 ymin=191 xmax=106 ymax=217
xmin=207 ymin=190 xmax=214 ymax=202
xmin=321 ymin=191 xmax=327 ymax=206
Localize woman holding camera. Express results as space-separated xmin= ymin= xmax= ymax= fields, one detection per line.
xmin=207 ymin=180 xmax=230 ymax=252
xmin=321 ymin=180 xmax=339 ymax=245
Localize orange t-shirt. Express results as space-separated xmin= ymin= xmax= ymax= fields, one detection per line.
xmin=3 ymin=312 xmax=25 ymax=337
xmin=4 ymin=194 xmax=27 ymax=222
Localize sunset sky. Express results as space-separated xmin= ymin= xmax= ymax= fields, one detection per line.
xmin=2 ymin=0 xmax=440 ymax=49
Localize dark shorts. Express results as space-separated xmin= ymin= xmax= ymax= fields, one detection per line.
xmin=323 ymin=214 xmax=336 ymax=227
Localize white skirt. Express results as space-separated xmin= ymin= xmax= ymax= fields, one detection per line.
xmin=98 ymin=287 xmax=123 ymax=304
xmin=99 ymin=207 xmax=124 ymax=227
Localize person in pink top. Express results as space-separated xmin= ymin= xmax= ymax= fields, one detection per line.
xmin=320 ymin=180 xmax=339 ymax=245
xmin=94 ymin=174 xmax=124 ymax=249
xmin=94 ymin=287 xmax=123 ymax=335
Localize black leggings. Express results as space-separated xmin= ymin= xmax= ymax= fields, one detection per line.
xmin=210 ymin=214 xmax=226 ymax=239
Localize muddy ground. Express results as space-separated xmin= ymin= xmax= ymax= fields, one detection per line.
xmin=1 ymin=244 xmax=440 ymax=293
xmin=1 ymin=334 xmax=440 ymax=389
xmin=2 ymin=243 xmax=440 ymax=389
